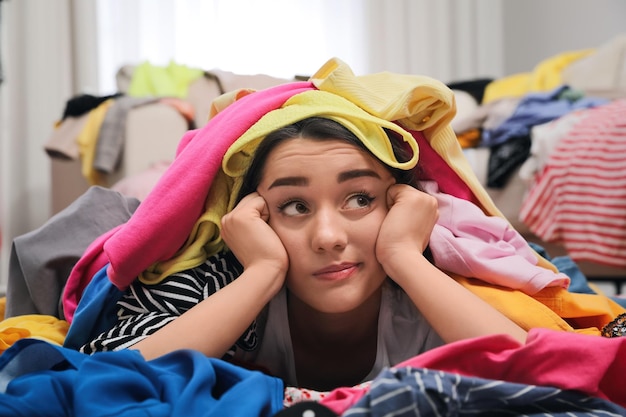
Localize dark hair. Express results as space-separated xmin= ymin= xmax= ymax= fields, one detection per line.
xmin=235 ymin=117 xmax=420 ymax=204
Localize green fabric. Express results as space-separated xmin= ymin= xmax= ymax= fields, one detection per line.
xmin=128 ymin=61 xmax=204 ymax=98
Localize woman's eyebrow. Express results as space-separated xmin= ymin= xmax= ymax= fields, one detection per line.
xmin=268 ymin=169 xmax=380 ymax=189
xmin=268 ymin=176 xmax=308 ymax=189
xmin=338 ymin=169 xmax=381 ymax=183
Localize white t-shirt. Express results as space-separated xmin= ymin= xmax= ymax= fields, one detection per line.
xmin=242 ymin=281 xmax=444 ymax=387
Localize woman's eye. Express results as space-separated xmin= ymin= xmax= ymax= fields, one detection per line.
xmin=280 ymin=201 xmax=309 ymax=216
xmin=345 ymin=194 xmax=375 ymax=209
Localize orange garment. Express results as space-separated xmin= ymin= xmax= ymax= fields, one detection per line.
xmin=159 ymin=97 xmax=196 ymax=124
xmin=0 ymin=315 xmax=69 ymax=354
xmin=456 ymin=129 xmax=481 ymax=148
xmin=457 ymin=276 xmax=624 ymax=336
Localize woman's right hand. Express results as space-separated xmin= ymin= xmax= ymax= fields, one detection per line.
xmin=221 ymin=192 xmax=289 ymax=280
xmin=133 ymin=193 xmax=289 ymax=361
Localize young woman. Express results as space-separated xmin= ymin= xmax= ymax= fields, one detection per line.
xmin=83 ymin=117 xmax=526 ymax=391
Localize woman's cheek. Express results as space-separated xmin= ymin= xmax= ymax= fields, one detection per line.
xmin=269 ymin=224 xmax=299 ymax=255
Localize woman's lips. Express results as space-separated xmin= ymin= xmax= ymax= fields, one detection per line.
xmin=313 ymin=263 xmax=359 ymax=281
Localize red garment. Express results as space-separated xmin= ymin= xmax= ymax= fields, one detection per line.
xmin=320 ymin=328 xmax=626 ymax=414
xmin=62 ymin=226 xmax=120 ymax=322
xmin=520 ymin=99 xmax=626 ymax=267
xmin=410 ymin=129 xmax=479 ymax=205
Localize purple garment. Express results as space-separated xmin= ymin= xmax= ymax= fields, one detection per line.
xmin=481 ymin=85 xmax=609 ymax=147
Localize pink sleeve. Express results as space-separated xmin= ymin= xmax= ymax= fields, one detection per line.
xmin=103 ymin=82 xmax=315 ymax=290
xmin=62 ymin=226 xmax=121 ymax=322
xmin=396 ymin=328 xmax=626 ymax=407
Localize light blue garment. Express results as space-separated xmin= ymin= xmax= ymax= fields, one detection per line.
xmin=529 ymin=242 xmax=626 ymax=308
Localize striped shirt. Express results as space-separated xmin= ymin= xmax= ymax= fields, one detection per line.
xmin=520 ymin=99 xmax=626 ymax=267
xmin=80 ymin=250 xmax=257 ymax=356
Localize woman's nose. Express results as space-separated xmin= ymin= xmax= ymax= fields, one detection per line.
xmin=311 ymin=209 xmax=348 ymax=252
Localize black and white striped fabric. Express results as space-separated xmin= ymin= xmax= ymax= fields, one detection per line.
xmin=80 ymin=250 xmax=258 ymax=357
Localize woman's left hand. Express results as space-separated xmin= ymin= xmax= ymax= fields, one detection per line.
xmin=375 ymin=184 xmax=528 ymax=345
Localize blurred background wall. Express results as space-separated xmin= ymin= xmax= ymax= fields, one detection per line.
xmin=1 ymin=0 xmax=625 ymax=289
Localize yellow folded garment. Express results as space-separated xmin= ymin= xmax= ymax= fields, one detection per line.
xmin=482 ymin=73 xmax=532 ymax=104
xmin=310 ymin=58 xmax=456 ymax=138
xmin=0 ymin=315 xmax=69 ymax=353
xmin=209 ymin=88 xmax=256 ymax=118
xmin=76 ymin=99 xmax=114 ymax=186
xmin=483 ymin=49 xmax=593 ymax=104
xmin=223 ymin=89 xmax=420 ymax=178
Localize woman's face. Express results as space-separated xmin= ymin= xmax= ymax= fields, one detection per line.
xmin=257 ymin=137 xmax=396 ymax=314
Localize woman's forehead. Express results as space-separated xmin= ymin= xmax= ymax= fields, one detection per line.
xmin=260 ymin=137 xmax=389 ymax=182
xmin=267 ymin=137 xmax=380 ymax=165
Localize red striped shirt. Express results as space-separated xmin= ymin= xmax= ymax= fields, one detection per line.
xmin=520 ymin=99 xmax=626 ymax=267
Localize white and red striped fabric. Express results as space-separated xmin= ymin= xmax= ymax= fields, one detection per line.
xmin=520 ymin=99 xmax=626 ymax=268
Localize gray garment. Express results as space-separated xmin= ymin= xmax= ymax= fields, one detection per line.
xmin=238 ymin=281 xmax=444 ymax=387
xmin=6 ymin=186 xmax=139 ymax=319
xmin=93 ymin=96 xmax=157 ymax=173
